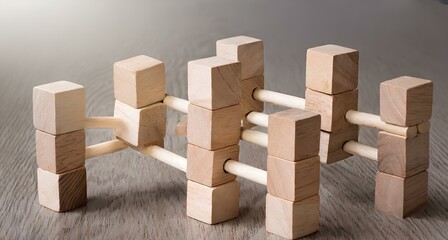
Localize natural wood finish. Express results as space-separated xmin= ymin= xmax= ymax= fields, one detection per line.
xmin=175 ymin=115 xmax=188 ymax=137
xmin=114 ymin=55 xmax=166 ymax=108
xmin=240 ymin=129 xmax=268 ymax=147
xmin=306 ymin=44 xmax=358 ymax=95
xmin=188 ymin=56 xmax=241 ymax=110
xmin=245 ymin=111 xmax=268 ymax=128
xmin=186 ymin=180 xmax=240 ymax=224
xmin=33 ymin=81 xmax=85 ymax=135
xmin=267 ymin=155 xmax=320 ymax=202
xmin=268 ymin=108 xmax=321 ymax=161
xmin=319 ymin=126 xmax=359 ymax=164
xmin=223 ymin=160 xmax=267 ymax=186
xmin=187 ymin=144 xmax=238 ymax=187
xmin=37 ymin=166 xmax=87 ymax=212
xmin=418 ymin=121 xmax=430 ymax=134
xmin=113 ymin=100 xmax=166 ymax=147
xmin=378 ymin=131 xmax=429 ymax=178
xmin=380 ymin=76 xmax=433 ymax=126
xmin=305 ymin=88 xmax=358 ymax=132
xmin=253 ymin=88 xmax=306 ymax=110
xmin=36 ymin=129 xmax=85 ymax=174
xmin=343 ymin=140 xmax=378 ymax=161
xmin=216 ymin=35 xmax=264 ymax=80
xmin=85 ymin=139 xmax=129 ymax=160
xmin=85 ymin=117 xmax=123 ymax=129
xmin=136 ymin=145 xmax=187 ymax=172
xmin=241 ymin=75 xmax=264 ymax=129
xmin=187 ymin=104 xmax=240 ymax=150
xmin=375 ymin=171 xmax=428 ymax=218
xmin=163 ymin=95 xmax=189 ymax=114
xmin=266 ymin=194 xmax=319 ymax=239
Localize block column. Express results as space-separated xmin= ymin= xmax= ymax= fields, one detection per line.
xmin=305 ymin=45 xmax=360 ymax=164
xmin=375 ymin=76 xmax=433 ymax=218
xmin=266 ymin=109 xmax=321 ymax=239
xmin=217 ymin=36 xmax=264 ymax=129
xmin=33 ymin=81 xmax=87 ymax=212
xmin=186 ymin=56 xmax=242 ymax=224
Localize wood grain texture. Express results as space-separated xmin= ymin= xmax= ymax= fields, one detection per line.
xmin=319 ymin=126 xmax=359 ymax=164
xmin=241 ymin=75 xmax=265 ymax=129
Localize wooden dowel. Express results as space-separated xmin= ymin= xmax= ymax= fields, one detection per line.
xmin=246 ymin=111 xmax=269 ymax=128
xmin=345 ymin=110 xmax=417 ymax=138
xmin=342 ymin=140 xmax=378 ymax=161
xmin=85 ymin=139 xmax=129 ymax=160
xmin=417 ymin=121 xmax=430 ymax=134
xmin=224 ymin=160 xmax=267 ymax=186
xmin=163 ymin=95 xmax=189 ymax=114
xmin=241 ymin=129 xmax=268 ymax=147
xmin=137 ymin=145 xmax=187 ymax=172
xmin=85 ymin=117 xmax=123 ymax=129
xmin=253 ymin=89 xmax=305 ymax=110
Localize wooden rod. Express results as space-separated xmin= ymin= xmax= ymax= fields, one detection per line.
xmin=253 ymin=89 xmax=305 ymax=110
xmin=85 ymin=117 xmax=123 ymax=129
xmin=345 ymin=110 xmax=417 ymax=138
xmin=246 ymin=111 xmax=269 ymax=128
xmin=163 ymin=95 xmax=189 ymax=114
xmin=343 ymin=140 xmax=378 ymax=161
xmin=224 ymin=160 xmax=267 ymax=186
xmin=241 ymin=129 xmax=268 ymax=147
xmin=85 ymin=139 xmax=129 ymax=160
xmin=137 ymin=145 xmax=187 ymax=172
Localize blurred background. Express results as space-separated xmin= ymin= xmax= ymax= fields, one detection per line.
xmin=0 ymin=0 xmax=447 ymax=239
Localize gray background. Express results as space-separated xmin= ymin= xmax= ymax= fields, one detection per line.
xmin=1 ymin=0 xmax=448 ymax=239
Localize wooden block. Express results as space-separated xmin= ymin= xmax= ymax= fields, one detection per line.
xmin=268 ymin=108 xmax=321 ymax=161
xmin=216 ymin=36 xmax=264 ymax=80
xmin=114 ymin=100 xmax=166 ymax=147
xmin=319 ymin=126 xmax=359 ymax=164
xmin=33 ymin=81 xmax=85 ymax=135
xmin=375 ymin=171 xmax=428 ymax=218
xmin=267 ymin=155 xmax=320 ymax=202
xmin=378 ymin=131 xmax=429 ymax=178
xmin=36 ymin=129 xmax=85 ymax=174
xmin=380 ymin=76 xmax=433 ymax=126
xmin=187 ymin=144 xmax=238 ymax=187
xmin=188 ymin=56 xmax=241 ymax=110
xmin=187 ymin=104 xmax=241 ymax=150
xmin=266 ymin=194 xmax=319 ymax=239
xmin=305 ymin=88 xmax=358 ymax=132
xmin=114 ymin=55 xmax=166 ymax=108
xmin=175 ymin=115 xmax=188 ymax=137
xmin=306 ymin=44 xmax=358 ymax=95
xmin=37 ymin=166 xmax=87 ymax=212
xmin=241 ymin=75 xmax=264 ymax=129
xmin=186 ymin=180 xmax=240 ymax=224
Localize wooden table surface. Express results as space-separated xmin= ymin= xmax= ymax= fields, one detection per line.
xmin=1 ymin=1 xmax=447 ymax=239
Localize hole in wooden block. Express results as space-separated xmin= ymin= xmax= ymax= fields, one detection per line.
xmin=267 ymin=155 xmax=320 ymax=202
xmin=375 ymin=171 xmax=428 ymax=218
xmin=186 ymin=180 xmax=240 ymax=224
xmin=241 ymin=75 xmax=264 ymax=129
xmin=113 ymin=100 xmax=166 ymax=147
xmin=319 ymin=126 xmax=359 ymax=164
xmin=187 ymin=144 xmax=239 ymax=187
xmin=36 ymin=129 xmax=85 ymax=174
xmin=37 ymin=166 xmax=87 ymax=212
xmin=114 ymin=55 xmax=166 ymax=108
xmin=33 ymin=81 xmax=85 ymax=135
xmin=216 ymin=36 xmax=264 ymax=80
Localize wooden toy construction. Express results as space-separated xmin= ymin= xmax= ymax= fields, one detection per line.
xmin=33 ymin=36 xmax=433 ymax=239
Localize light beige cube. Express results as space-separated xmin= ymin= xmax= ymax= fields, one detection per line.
xmin=319 ymin=126 xmax=359 ymax=164
xmin=241 ymin=75 xmax=264 ymax=129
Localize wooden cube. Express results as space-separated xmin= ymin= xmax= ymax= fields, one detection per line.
xmin=266 ymin=194 xmax=319 ymax=239
xmin=305 ymin=88 xmax=358 ymax=132
xmin=187 ymin=144 xmax=238 ymax=187
xmin=114 ymin=55 xmax=166 ymax=108
xmin=188 ymin=56 xmax=241 ymax=110
xmin=216 ymin=36 xmax=264 ymax=79
xmin=114 ymin=100 xmax=166 ymax=147
xmin=375 ymin=171 xmax=428 ymax=218
xmin=241 ymin=75 xmax=264 ymax=129
xmin=378 ymin=131 xmax=429 ymax=178
xmin=37 ymin=166 xmax=87 ymax=212
xmin=36 ymin=129 xmax=85 ymax=174
xmin=186 ymin=180 xmax=240 ymax=224
xmin=306 ymin=44 xmax=358 ymax=94
xmin=380 ymin=76 xmax=433 ymax=126
xmin=187 ymin=104 xmax=241 ymax=150
xmin=175 ymin=115 xmax=188 ymax=137
xmin=33 ymin=81 xmax=85 ymax=135
xmin=267 ymin=155 xmax=320 ymax=202
xmin=320 ymin=126 xmax=359 ymax=164
xmin=268 ymin=109 xmax=321 ymax=161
